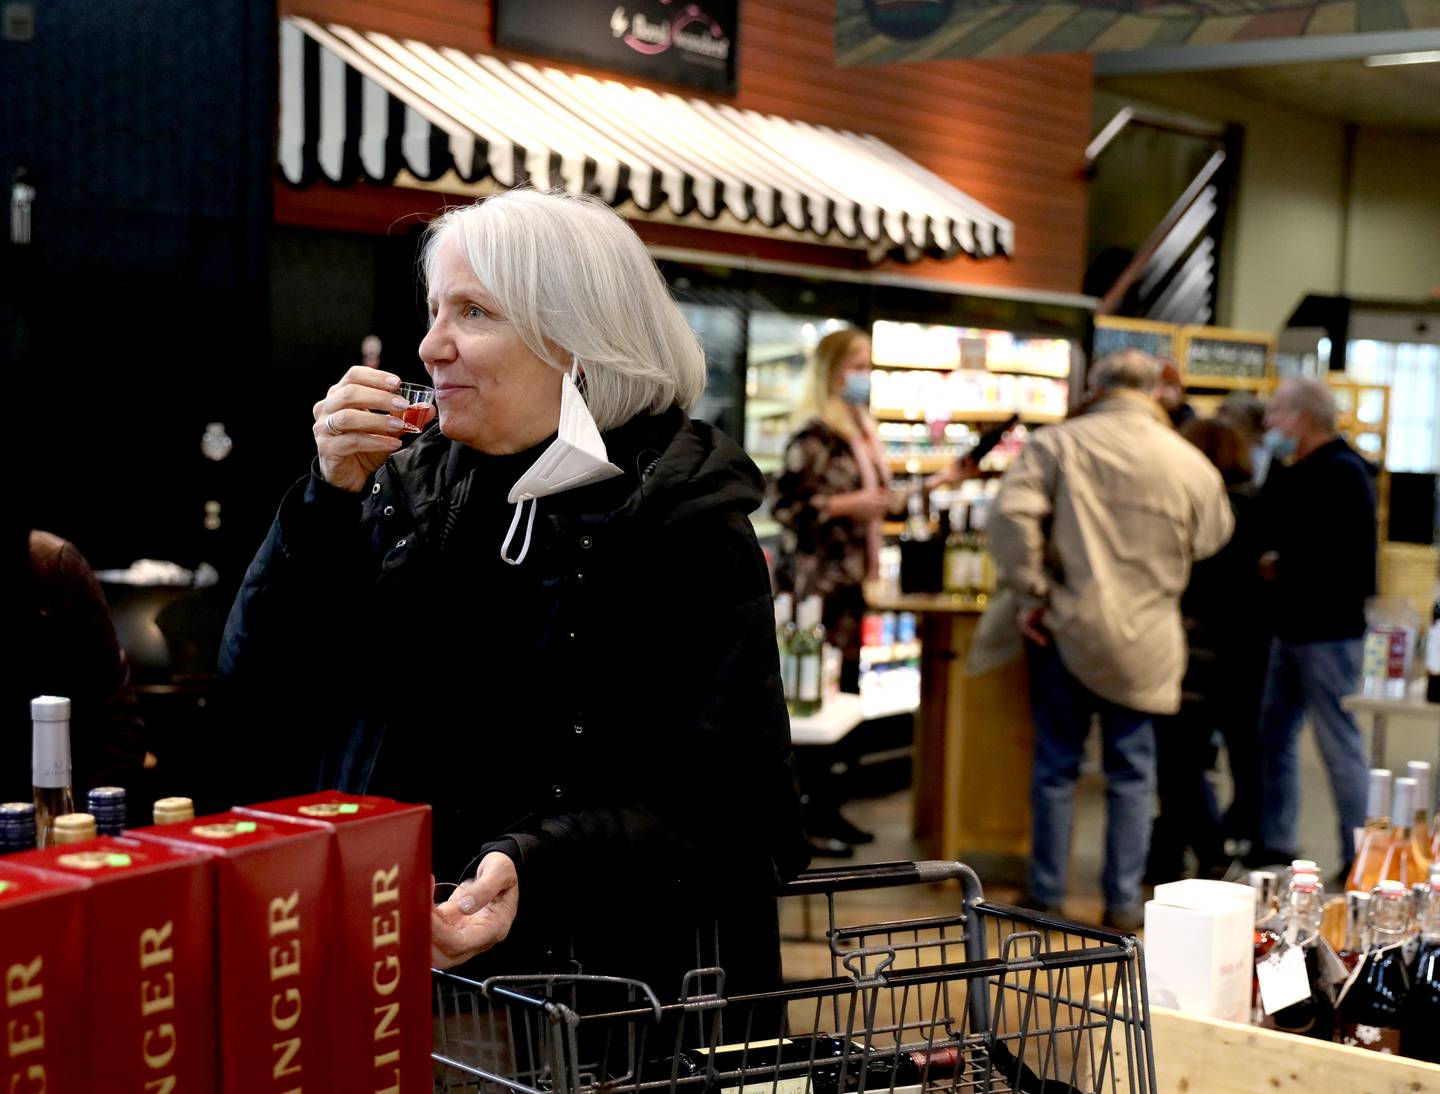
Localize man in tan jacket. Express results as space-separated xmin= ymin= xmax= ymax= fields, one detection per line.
xmin=990 ymin=350 xmax=1233 ymax=929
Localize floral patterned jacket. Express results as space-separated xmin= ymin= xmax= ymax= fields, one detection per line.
xmin=769 ymin=418 xmax=874 ymax=600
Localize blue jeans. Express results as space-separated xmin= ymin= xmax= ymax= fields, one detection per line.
xmin=1026 ymin=642 xmax=1157 ymax=911
xmin=1257 ymin=637 xmax=1369 ymax=865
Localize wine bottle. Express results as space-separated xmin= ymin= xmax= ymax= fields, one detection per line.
xmin=942 ymin=503 xmax=970 ymax=595
xmin=1249 ymin=870 xmax=1283 ymax=1023
xmin=1349 ymin=769 xmax=1395 ymax=893
xmin=0 ymin=802 xmax=37 ymax=853
xmin=1338 ymin=891 xmax=1371 ymax=972
xmin=789 ymin=597 xmax=825 ymax=717
xmin=1401 ymin=876 xmax=1440 ymax=1062
xmin=774 ymin=593 xmax=798 ymax=702
xmin=1260 ymin=872 xmax=1335 ymax=1040
xmin=31 ymin=696 xmax=76 ymax=849
xmin=1376 ymin=778 xmax=1428 ymax=889
xmin=152 ymin=797 xmax=195 ymax=825
xmin=52 ymin=812 xmax=97 ymax=845
xmin=87 ymin=786 xmax=127 ymax=837
xmin=1338 ymin=879 xmax=1412 ymax=1053
xmin=1406 ymin=760 xmax=1434 ymax=876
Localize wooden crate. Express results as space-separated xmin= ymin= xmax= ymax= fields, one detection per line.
xmin=1137 ymin=1005 xmax=1440 ymax=1093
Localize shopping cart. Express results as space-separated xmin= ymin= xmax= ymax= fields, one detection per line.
xmin=433 ymin=860 xmax=1156 ymax=1094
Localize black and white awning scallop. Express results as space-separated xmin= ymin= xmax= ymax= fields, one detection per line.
xmin=278 ymin=17 xmax=1015 ymax=262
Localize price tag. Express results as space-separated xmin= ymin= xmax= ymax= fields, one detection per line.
xmin=234 ymin=821 xmax=258 ymax=834
xmin=338 ymin=803 xmax=360 ymax=814
xmin=1258 ymin=945 xmax=1311 ymax=1015
xmin=104 ymin=853 xmax=133 ymax=868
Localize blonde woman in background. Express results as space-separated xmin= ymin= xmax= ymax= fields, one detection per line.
xmin=771 ymin=328 xmax=895 ymax=694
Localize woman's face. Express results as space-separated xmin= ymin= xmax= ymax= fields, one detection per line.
xmin=419 ymin=236 xmax=564 ymax=455
xmin=830 ymin=336 xmax=873 ymax=394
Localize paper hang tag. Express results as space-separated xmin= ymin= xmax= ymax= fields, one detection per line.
xmin=1314 ymin=935 xmax=1350 ymax=991
xmin=1258 ymin=944 xmax=1312 ymax=1015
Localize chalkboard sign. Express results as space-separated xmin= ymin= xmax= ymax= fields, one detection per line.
xmin=1093 ymin=319 xmax=1177 ymax=364
xmin=496 ymin=0 xmax=738 ymax=94
xmin=1181 ymin=329 xmax=1272 ymax=381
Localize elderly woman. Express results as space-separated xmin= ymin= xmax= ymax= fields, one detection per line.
xmin=220 ymin=189 xmax=808 ymax=996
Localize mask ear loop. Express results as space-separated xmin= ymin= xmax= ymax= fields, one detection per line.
xmin=500 ymin=496 xmax=538 ymax=566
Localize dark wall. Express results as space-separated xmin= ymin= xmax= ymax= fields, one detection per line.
xmin=1 ymin=0 xmax=276 ymax=578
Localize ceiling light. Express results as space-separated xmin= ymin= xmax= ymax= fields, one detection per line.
xmin=1364 ymin=50 xmax=1440 ymax=67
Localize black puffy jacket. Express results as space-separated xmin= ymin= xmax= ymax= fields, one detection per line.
xmin=220 ymin=406 xmax=809 ymax=998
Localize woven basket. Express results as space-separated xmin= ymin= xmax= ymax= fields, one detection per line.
xmin=1379 ymin=541 xmax=1439 ymax=628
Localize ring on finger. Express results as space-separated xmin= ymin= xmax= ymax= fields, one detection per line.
xmin=324 ymin=413 xmax=341 ymax=437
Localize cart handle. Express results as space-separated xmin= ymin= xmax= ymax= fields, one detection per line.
xmin=780 ymin=860 xmax=982 ymax=897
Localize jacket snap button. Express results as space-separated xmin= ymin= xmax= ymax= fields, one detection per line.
xmin=579 ymin=535 xmax=593 ymax=549
xmin=552 ymin=784 xmax=564 ymax=798
xmin=573 ymin=571 xmax=585 ymax=583
xmin=573 ymin=723 xmax=583 ymax=735
xmin=567 ymin=632 xmax=577 ymax=641
xmin=395 ymin=539 xmax=406 ymax=549
xmin=371 ymin=483 xmax=381 ymax=495
xmin=383 ymin=505 xmax=395 ymax=517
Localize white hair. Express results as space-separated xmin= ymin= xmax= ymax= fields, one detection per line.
xmin=421 ymin=189 xmax=706 ymax=431
xmin=1273 ymin=376 xmax=1338 ymax=432
xmin=1089 ymin=349 xmax=1162 ymax=395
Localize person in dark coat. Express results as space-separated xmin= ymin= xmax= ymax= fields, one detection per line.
xmin=220 ymin=189 xmax=809 ymax=1002
xmin=1146 ymin=418 xmax=1268 ymax=882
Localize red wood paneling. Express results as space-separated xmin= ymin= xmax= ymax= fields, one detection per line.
xmin=280 ymin=0 xmax=1092 ymax=295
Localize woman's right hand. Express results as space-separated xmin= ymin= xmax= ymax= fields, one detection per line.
xmin=824 ymin=487 xmax=892 ymax=522
xmin=311 ymin=366 xmax=411 ymax=493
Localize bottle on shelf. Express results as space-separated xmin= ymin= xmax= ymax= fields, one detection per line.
xmin=942 ymin=502 xmax=973 ymax=596
xmin=87 ymin=786 xmax=127 ymax=837
xmin=1401 ymin=875 xmax=1440 ymax=1062
xmin=1407 ymin=760 xmax=1434 ymax=875
xmin=1348 ymin=769 xmax=1395 ymax=893
xmin=1249 ymin=870 xmax=1284 ymax=1023
xmin=1260 ymin=871 xmax=1336 ymax=1039
xmin=774 ymin=593 xmax=798 ymax=702
xmin=31 ymin=695 xmax=76 ymax=849
xmin=968 ymin=499 xmax=996 ymax=597
xmin=152 ymin=797 xmax=195 ymax=825
xmin=903 ymin=485 xmax=931 ymax=543
xmin=1377 ymin=777 xmax=1429 ymax=889
xmin=0 ymin=802 xmax=37 ymax=853
xmin=1338 ymin=891 xmax=1371 ymax=971
xmin=52 ymin=812 xmax=97 ymax=845
xmin=789 ymin=596 xmax=825 ymax=718
xmin=1338 ymin=879 xmax=1413 ymax=1052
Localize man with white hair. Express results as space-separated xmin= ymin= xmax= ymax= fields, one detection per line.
xmin=1250 ymin=376 xmax=1377 ymax=872
xmin=989 ymin=349 xmax=1233 ymax=929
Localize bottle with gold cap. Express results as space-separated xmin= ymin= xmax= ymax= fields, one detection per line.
xmin=32 ymin=695 xmax=76 ymax=848
xmin=52 ymin=812 xmax=97 ymax=845
xmin=152 ymin=797 xmax=195 ymax=825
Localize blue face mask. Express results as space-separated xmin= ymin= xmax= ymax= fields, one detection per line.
xmin=841 ymin=372 xmax=872 ymax=406
xmin=1264 ymin=427 xmax=1298 ymax=460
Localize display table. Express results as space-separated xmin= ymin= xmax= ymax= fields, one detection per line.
xmin=865 ymin=584 xmax=1032 ymax=872
xmin=788 ymin=693 xmax=867 ymax=747
xmin=1341 ymin=687 xmax=1440 ymax=769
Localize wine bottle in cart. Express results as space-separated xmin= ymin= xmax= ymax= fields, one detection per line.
xmin=1337 ymin=879 xmax=1412 ymax=1053
xmin=1248 ymin=870 xmax=1283 ymax=1023
xmin=31 ymin=695 xmax=75 ymax=848
xmin=1258 ymin=872 xmax=1335 ymax=1040
xmin=1401 ymin=874 xmax=1440 ymax=1062
xmin=1406 ymin=760 xmax=1434 ymax=875
xmin=1348 ymin=768 xmax=1395 ymax=893
xmin=1337 ymin=891 xmax=1370 ymax=972
xmin=1376 ymin=777 xmax=1429 ymax=888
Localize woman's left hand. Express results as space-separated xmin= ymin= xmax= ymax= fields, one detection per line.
xmin=431 ymin=852 xmax=520 ymax=969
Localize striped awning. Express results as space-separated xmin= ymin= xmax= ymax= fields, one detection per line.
xmin=277 ymin=17 xmax=1014 ymax=262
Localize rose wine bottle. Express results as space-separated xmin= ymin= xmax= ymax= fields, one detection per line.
xmin=1348 ymin=768 xmax=1395 ymax=893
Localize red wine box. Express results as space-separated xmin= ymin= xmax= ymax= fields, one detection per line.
xmin=0 ymin=862 xmax=88 ymax=1094
xmin=239 ymin=792 xmax=433 ymax=1094
xmin=132 ymin=811 xmax=334 ymax=1093
xmin=6 ymin=837 xmax=218 ymax=1093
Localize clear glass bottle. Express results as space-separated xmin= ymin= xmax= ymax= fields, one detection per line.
xmin=1338 ymin=890 xmax=1370 ymax=971
xmin=1263 ymin=871 xmax=1336 ymax=1040
xmin=1401 ymin=876 xmax=1440 ymax=1062
xmin=773 ymin=593 xmax=797 ymax=702
xmin=1349 ymin=768 xmax=1395 ymax=893
xmin=31 ymin=696 xmax=76 ymax=849
xmin=789 ymin=596 xmax=825 ymax=717
xmin=1338 ymin=879 xmax=1413 ymax=1052
xmin=1249 ymin=870 xmax=1283 ymax=1023
xmin=942 ymin=502 xmax=971 ymax=595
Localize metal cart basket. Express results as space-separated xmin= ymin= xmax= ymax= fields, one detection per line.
xmin=433 ymin=861 xmax=1157 ymax=1094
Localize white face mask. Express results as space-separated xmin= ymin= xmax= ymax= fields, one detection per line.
xmin=500 ymin=359 xmax=622 ymax=565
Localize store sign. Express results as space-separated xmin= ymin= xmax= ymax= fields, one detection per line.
xmin=496 ymin=0 xmax=738 ymax=93
xmin=1181 ymin=328 xmax=1272 ymax=382
xmin=837 ymin=0 xmax=1436 ymax=66
xmin=1093 ymin=318 xmax=1177 ymax=366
